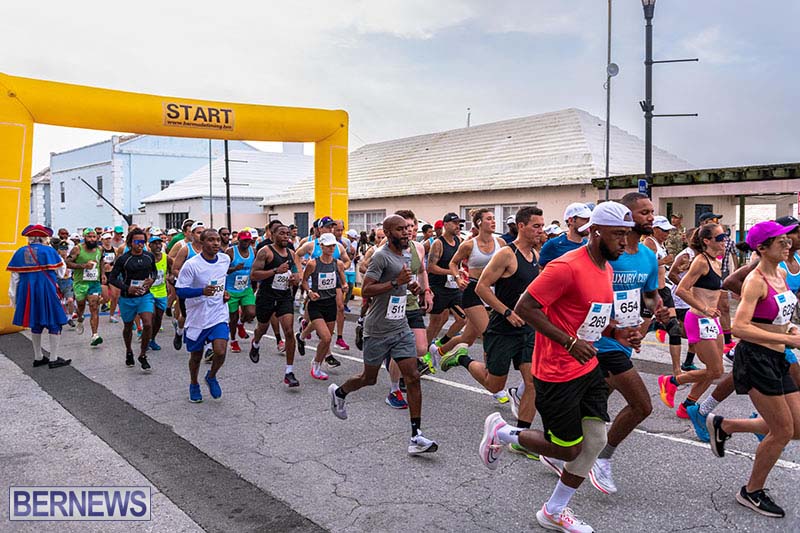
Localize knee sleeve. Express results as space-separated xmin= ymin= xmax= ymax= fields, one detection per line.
xmin=564 ymin=418 xmax=607 ymax=478
xmin=669 ymin=334 xmax=682 ymax=346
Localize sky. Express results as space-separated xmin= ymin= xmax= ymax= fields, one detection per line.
xmin=2 ymin=0 xmax=798 ymax=173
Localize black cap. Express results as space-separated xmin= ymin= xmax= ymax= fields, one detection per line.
xmin=315 ymin=216 xmax=335 ymax=229
xmin=698 ymin=212 xmax=723 ymax=223
xmin=442 ymin=212 xmax=465 ymax=223
xmin=776 ymin=215 xmax=800 ymax=227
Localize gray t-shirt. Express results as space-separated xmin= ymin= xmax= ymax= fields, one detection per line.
xmin=364 ymin=245 xmax=412 ymax=338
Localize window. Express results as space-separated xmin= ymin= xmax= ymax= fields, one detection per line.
xmin=501 ymin=204 xmax=533 ymax=232
xmin=160 ymin=180 xmax=174 ymax=191
xmin=458 ymin=203 xmax=536 ymax=233
xmin=294 ymin=212 xmax=309 ymax=237
xmin=60 ymin=182 xmax=65 ymax=203
xmin=694 ymin=204 xmax=713 ymax=227
xmin=348 ymin=210 xmax=386 ymax=233
xmin=164 ymin=212 xmax=189 ymax=231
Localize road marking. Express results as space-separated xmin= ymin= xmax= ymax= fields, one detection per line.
xmin=261 ymin=332 xmax=800 ymax=472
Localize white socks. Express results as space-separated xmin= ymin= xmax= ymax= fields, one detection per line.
xmin=176 ymin=327 xmax=184 ymax=336
xmin=546 ymin=481 xmax=576 ymax=515
xmin=31 ymin=333 xmax=44 ymax=360
xmin=496 ymin=424 xmax=520 ymax=446
xmin=252 ymin=341 xmax=259 ymax=349
xmin=285 ymin=364 xmax=293 ymax=374
xmin=391 ymin=381 xmax=400 ymax=393
xmin=698 ymin=396 xmax=719 ymax=417
xmin=49 ymin=333 xmax=61 ymax=359
xmin=517 ymin=380 xmax=526 ymax=397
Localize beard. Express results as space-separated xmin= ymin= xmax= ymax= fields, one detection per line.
xmin=634 ymin=222 xmax=653 ymax=236
xmin=84 ymin=240 xmax=98 ymax=249
xmin=390 ymin=235 xmax=408 ymax=249
xmin=599 ymin=238 xmax=620 ymax=261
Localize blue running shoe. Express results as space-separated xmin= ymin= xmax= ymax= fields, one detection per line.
xmin=750 ymin=412 xmax=765 ymax=442
xmin=205 ymin=371 xmax=222 ymax=399
xmin=148 ymin=340 xmax=161 ymax=351
xmin=189 ymin=383 xmax=203 ymax=403
xmin=385 ymin=391 xmax=408 ymax=409
xmin=687 ymin=403 xmax=709 ymax=442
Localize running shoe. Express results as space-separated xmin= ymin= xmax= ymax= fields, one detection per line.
xmin=203 ymin=349 xmax=214 ymax=364
xmin=125 ymin=351 xmax=135 ymax=368
xmin=148 ymin=340 xmax=161 ymax=351
xmin=680 ymin=362 xmax=699 ymax=371
xmin=535 ymin=504 xmax=594 ymax=533
xmin=335 ymin=338 xmax=350 ymax=350
xmin=109 ymin=316 xmax=119 ymax=324
xmin=230 ymin=340 xmax=242 ymax=353
xmin=249 ymin=345 xmax=260 ymax=364
xmin=277 ymin=340 xmax=286 ymax=353
xmin=355 ymin=321 xmax=364 ymax=351
xmin=655 ymin=328 xmax=667 ymax=343
xmin=173 ymin=332 xmax=183 ymax=350
xmin=508 ymin=387 xmax=521 ymax=420
xmin=408 ymin=430 xmax=438 ymax=455
xmin=90 ymin=334 xmax=103 ymax=347
xmin=657 ymin=375 xmax=678 ymax=408
xmin=540 ymin=455 xmax=565 ymax=477
xmin=71 ymin=312 xmax=79 ymax=320
xmin=508 ymin=443 xmax=539 ymax=461
xmin=101 ymin=303 xmax=110 ymax=313
xmin=343 ymin=305 xmax=351 ymax=313
xmin=675 ymin=403 xmax=690 ymax=419
xmin=328 ymin=383 xmax=347 ymax=419
xmin=76 ymin=321 xmax=85 ymax=335
xmin=67 ymin=318 xmax=76 ymax=328
xmin=33 ymin=357 xmax=50 ymax=368
xmin=165 ymin=307 xmax=172 ymax=318
xmin=284 ymin=372 xmax=300 ymax=388
xmin=736 ymin=486 xmax=785 ymax=518
xmin=706 ymin=414 xmax=730 ymax=458
xmin=189 ymin=383 xmax=203 ymax=403
xmin=750 ymin=412 xmax=766 ymax=442
xmin=325 ymin=354 xmax=341 ymax=368
xmin=421 ymin=352 xmax=436 ymax=374
xmin=311 ymin=364 xmax=329 ymax=380
xmin=417 ymin=358 xmax=431 ymax=376
xmin=723 ymin=341 xmax=737 ymax=355
xmin=478 ymin=412 xmax=506 ymax=470
xmin=494 ymin=390 xmax=509 ymax=404
xmin=295 ymin=332 xmax=306 ymax=356
xmin=136 ymin=328 xmax=142 ymax=338
xmin=385 ymin=391 xmax=408 ymax=409
xmin=138 ymin=355 xmax=151 ymax=373
xmin=237 ymin=324 xmax=249 ymax=339
xmin=687 ymin=403 xmax=710 ymax=443
xmin=589 ymin=459 xmax=617 ymax=494
xmin=204 ymin=370 xmax=222 ymax=399
xmin=440 ymin=344 xmax=468 ymax=372
xmin=47 ymin=357 xmax=71 ymax=369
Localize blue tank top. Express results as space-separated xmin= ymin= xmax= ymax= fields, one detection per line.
xmin=225 ymin=245 xmax=255 ymax=292
xmin=187 ymin=242 xmax=199 ymax=259
xmin=779 ymin=252 xmax=800 ymax=293
xmin=311 ymin=238 xmax=341 ymax=260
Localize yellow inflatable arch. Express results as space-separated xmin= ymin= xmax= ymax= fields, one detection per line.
xmin=0 ymin=73 xmax=348 ymax=334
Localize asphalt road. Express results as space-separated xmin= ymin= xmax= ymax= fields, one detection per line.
xmin=1 ymin=305 xmax=798 ymax=532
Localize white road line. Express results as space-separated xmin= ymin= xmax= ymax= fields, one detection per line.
xmin=259 ymin=332 xmax=800 ymax=472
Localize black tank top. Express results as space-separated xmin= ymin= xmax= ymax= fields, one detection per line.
xmin=310 ymin=257 xmax=339 ymax=300
xmin=257 ymin=245 xmax=294 ymax=298
xmin=429 ymin=235 xmax=461 ymax=288
xmin=695 ymin=254 xmax=723 ymax=291
xmin=488 ymin=243 xmax=539 ymax=335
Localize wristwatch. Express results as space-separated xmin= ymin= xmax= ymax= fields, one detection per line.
xmin=390 ymin=280 xmax=399 ymax=289
xmin=503 ymin=308 xmax=512 ymax=318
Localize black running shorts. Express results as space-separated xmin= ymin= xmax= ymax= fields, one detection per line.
xmin=484 ymin=330 xmax=534 ymax=376
xmin=255 ymin=294 xmax=294 ymax=323
xmin=733 ymin=341 xmax=798 ymax=396
xmin=430 ymin=286 xmax=463 ymax=315
xmin=597 ymin=350 xmax=634 ymax=378
xmin=308 ymin=298 xmax=337 ymax=323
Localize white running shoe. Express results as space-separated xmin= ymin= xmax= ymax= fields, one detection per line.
xmin=76 ymin=321 xmax=85 ymax=335
xmin=588 ymin=459 xmax=617 ymax=494
xmin=408 ymin=430 xmax=438 ymax=455
xmin=478 ymin=412 xmax=506 ymax=470
xmin=508 ymin=387 xmax=520 ymax=419
xmin=493 ymin=390 xmax=509 ymax=404
xmin=536 ymin=504 xmax=594 ymax=532
xmin=328 ymin=384 xmax=347 ymax=420
xmin=311 ymin=364 xmax=329 ymax=380
xmin=540 ymin=455 xmax=565 ymax=477
xmin=428 ymin=341 xmax=440 ymax=367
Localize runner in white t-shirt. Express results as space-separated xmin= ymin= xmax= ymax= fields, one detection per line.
xmin=176 ymin=228 xmax=232 ymax=403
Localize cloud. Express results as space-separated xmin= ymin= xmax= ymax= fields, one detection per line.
xmin=681 ymin=26 xmax=747 ymax=65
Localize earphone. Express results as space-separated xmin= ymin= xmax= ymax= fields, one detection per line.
xmin=594 ymin=231 xmax=600 ymax=237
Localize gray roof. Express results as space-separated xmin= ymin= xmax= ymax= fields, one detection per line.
xmin=142 ymin=150 xmax=314 ymax=204
xmin=31 ymin=166 xmax=50 ymax=185
xmin=260 ymin=108 xmax=693 ymax=206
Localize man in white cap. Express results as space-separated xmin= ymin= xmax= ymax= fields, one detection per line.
xmin=544 ymin=224 xmax=565 ymax=240
xmin=539 ymin=203 xmax=593 ymax=268
xmin=478 ymin=201 xmax=640 ymax=533
xmin=500 ymin=216 xmax=518 ymax=244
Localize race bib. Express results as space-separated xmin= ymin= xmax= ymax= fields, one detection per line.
xmin=318 ymin=272 xmax=336 ymax=290
xmin=576 ymin=302 xmax=612 ymax=342
xmin=154 ymin=271 xmax=165 ymax=286
xmin=385 ymin=295 xmax=406 ymax=320
xmin=233 ymin=274 xmax=249 ymax=291
xmin=208 ymin=278 xmax=224 ymax=298
xmin=445 ymin=274 xmax=458 ymax=289
xmin=272 ymin=271 xmax=290 ymax=291
xmin=130 ymin=279 xmax=144 ymax=288
xmin=103 ymin=252 xmax=115 ymax=264
xmin=773 ymin=290 xmax=797 ymax=326
xmin=698 ymin=318 xmax=720 ymax=340
xmin=613 ymin=288 xmax=642 ymax=328
xmin=83 ymin=267 xmax=99 ymax=281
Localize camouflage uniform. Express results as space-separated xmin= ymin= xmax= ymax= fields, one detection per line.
xmin=665 ymin=227 xmax=687 ymax=257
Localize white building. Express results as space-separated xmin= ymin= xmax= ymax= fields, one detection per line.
xmin=30 ymin=167 xmax=51 ymax=227
xmin=139 ymin=143 xmax=312 ymax=231
xmin=260 ymin=108 xmax=693 ymax=233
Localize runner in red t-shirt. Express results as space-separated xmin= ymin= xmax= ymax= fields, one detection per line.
xmin=478 ymin=201 xmax=642 ymax=533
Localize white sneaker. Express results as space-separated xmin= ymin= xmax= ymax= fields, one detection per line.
xmin=428 ymin=341 xmax=440 ymax=367
xmin=408 ymin=430 xmax=438 ymax=455
xmin=536 ymin=504 xmax=594 ymax=532
xmin=478 ymin=412 xmax=506 ymax=470
xmin=328 ymin=384 xmax=347 ymax=420
xmin=311 ymin=364 xmax=329 ymax=380
xmin=540 ymin=455 xmax=565 ymax=477
xmin=508 ymin=387 xmax=520 ymax=419
xmin=493 ymin=390 xmax=509 ymax=404
xmin=588 ymin=459 xmax=617 ymax=494
xmin=76 ymin=321 xmax=85 ymax=335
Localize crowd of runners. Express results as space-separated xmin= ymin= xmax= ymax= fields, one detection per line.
xmin=7 ymin=196 xmax=800 ymax=532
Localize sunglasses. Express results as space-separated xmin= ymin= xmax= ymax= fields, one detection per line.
xmin=132 ymin=239 xmax=146 ymax=245
xmin=712 ymin=234 xmax=727 ymax=242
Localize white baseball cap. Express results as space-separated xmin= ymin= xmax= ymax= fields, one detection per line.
xmin=100 ymin=232 xmax=112 ymax=240
xmin=347 ymin=229 xmax=358 ymax=238
xmin=505 ymin=216 xmax=516 ymax=225
xmin=319 ymin=233 xmax=337 ymax=246
xmin=564 ymin=202 xmax=593 ymax=221
xmin=578 ymin=201 xmax=635 ymax=233
xmin=545 ymin=224 xmax=564 ymax=236
xmin=653 ymin=215 xmax=676 ymax=231
xmin=190 ymin=221 xmax=205 ymax=232
xmin=167 ymin=228 xmax=178 ymax=235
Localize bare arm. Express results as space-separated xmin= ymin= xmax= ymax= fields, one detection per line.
xmin=338 ymin=244 xmax=351 ymax=270
xmin=448 ymin=240 xmax=472 ymax=289
xmin=476 ymin=248 xmax=524 ymax=327
xmin=426 ymin=239 xmax=448 ymax=276
xmin=722 ymin=259 xmax=759 ymax=296
xmin=250 ymin=247 xmax=274 ymax=282
xmin=667 ymin=253 xmax=689 ymax=285
xmin=675 ymin=255 xmax=718 ymax=316
xmin=733 ymin=272 xmax=800 ymax=347
xmin=171 ymin=245 xmax=189 ymax=277
xmin=359 ymin=246 xmax=376 ymax=274
xmin=301 ymin=259 xmax=316 ymax=294
xmin=65 ymin=246 xmax=85 ymax=270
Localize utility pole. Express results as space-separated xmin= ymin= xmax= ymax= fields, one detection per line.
xmin=208 ymin=139 xmax=214 ymax=227
xmin=224 ymin=140 xmax=231 ymax=230
xmin=466 ymin=107 xmax=471 ymax=128
xmin=604 ymin=0 xmax=618 ymax=201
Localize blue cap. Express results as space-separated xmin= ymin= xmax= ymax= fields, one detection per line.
xmin=148 ymin=235 xmax=163 ymax=243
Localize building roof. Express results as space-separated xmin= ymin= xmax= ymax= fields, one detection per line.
xmin=260 ymin=108 xmax=693 ymax=206
xmin=31 ymin=166 xmax=50 ymax=185
xmin=142 ymin=150 xmax=314 ymax=204
xmin=591 ymin=162 xmax=800 ymax=190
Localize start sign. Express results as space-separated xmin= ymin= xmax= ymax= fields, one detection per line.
xmin=163 ymin=102 xmax=234 ymax=131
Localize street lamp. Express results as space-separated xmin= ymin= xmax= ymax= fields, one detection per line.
xmin=641 ymin=0 xmax=656 ymax=199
